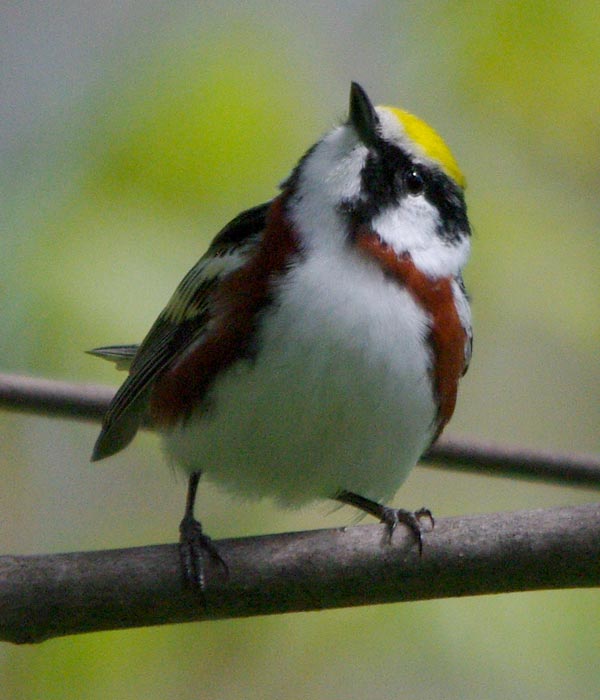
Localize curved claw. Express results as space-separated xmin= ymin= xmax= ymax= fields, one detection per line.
xmin=415 ymin=507 xmax=435 ymax=529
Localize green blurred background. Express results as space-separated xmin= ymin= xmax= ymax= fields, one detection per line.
xmin=1 ymin=2 xmax=599 ymax=698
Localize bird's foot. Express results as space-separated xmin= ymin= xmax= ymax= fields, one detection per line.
xmin=378 ymin=506 xmax=434 ymax=555
xmin=179 ymin=513 xmax=229 ymax=591
xmin=336 ymin=490 xmax=434 ymax=555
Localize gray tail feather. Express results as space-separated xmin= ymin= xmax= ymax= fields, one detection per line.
xmin=87 ymin=344 xmax=139 ymax=371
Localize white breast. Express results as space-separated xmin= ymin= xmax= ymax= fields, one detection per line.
xmin=163 ymin=244 xmax=437 ymax=508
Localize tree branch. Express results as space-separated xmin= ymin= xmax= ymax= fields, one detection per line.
xmin=1 ymin=504 xmax=599 ymax=644
xmin=1 ymin=372 xmax=599 ymax=489
xmin=0 ymin=372 xmax=112 ymax=423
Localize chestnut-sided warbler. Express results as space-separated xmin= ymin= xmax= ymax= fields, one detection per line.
xmin=91 ymin=83 xmax=472 ymax=586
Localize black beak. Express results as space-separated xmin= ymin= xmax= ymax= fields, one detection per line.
xmin=349 ymin=82 xmax=380 ymax=148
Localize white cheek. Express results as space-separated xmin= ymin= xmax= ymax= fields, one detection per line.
xmin=372 ymin=199 xmax=470 ymax=277
xmin=373 ymin=197 xmax=440 ymax=249
xmin=411 ymin=235 xmax=470 ymax=278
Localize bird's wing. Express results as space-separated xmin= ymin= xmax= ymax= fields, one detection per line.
xmin=91 ymin=201 xmax=270 ymax=460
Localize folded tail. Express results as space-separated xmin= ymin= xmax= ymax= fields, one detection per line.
xmin=88 ymin=344 xmax=143 ymax=460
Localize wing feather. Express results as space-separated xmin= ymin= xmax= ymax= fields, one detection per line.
xmin=92 ymin=201 xmax=270 ymax=460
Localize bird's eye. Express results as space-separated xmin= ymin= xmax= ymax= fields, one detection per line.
xmin=404 ymin=168 xmax=425 ymax=196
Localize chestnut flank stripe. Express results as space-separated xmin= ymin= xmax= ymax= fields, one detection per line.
xmin=150 ymin=196 xmax=301 ymax=426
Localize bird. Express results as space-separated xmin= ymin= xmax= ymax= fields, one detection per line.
xmin=90 ymin=82 xmax=472 ymax=588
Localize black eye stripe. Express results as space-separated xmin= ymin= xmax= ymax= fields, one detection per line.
xmin=361 ymin=142 xmax=429 ymax=208
xmin=340 ymin=138 xmax=470 ymax=243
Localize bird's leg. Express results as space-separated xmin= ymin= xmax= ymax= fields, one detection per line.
xmin=179 ymin=471 xmax=229 ymax=590
xmin=336 ymin=490 xmax=434 ymax=555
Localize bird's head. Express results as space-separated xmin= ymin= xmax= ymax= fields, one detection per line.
xmin=284 ymin=82 xmax=471 ymax=278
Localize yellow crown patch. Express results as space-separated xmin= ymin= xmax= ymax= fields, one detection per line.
xmin=382 ymin=107 xmax=465 ymax=189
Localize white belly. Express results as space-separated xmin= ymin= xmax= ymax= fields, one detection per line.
xmin=162 ymin=250 xmax=437 ymax=507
